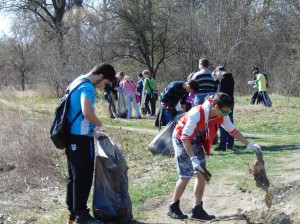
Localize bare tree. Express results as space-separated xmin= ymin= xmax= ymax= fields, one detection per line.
xmin=110 ymin=0 xmax=180 ymax=79
xmin=0 ymin=18 xmax=36 ymax=91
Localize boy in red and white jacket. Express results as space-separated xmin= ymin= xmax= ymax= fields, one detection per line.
xmin=168 ymin=92 xmax=261 ymax=220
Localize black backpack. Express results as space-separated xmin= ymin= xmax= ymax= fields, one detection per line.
xmin=50 ymin=78 xmax=90 ymax=149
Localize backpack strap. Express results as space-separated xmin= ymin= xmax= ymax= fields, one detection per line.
xmin=67 ymin=78 xmax=91 ymax=127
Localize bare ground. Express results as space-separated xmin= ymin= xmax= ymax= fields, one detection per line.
xmin=142 ymin=153 xmax=300 ymax=224
xmin=1 ymin=141 xmax=300 ymax=224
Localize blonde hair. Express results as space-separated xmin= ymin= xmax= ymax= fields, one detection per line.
xmin=142 ymin=70 xmax=150 ymax=76
xmin=124 ymin=75 xmax=132 ymax=81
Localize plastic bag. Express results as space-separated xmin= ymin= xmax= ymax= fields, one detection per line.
xmin=93 ymin=136 xmax=133 ymax=223
xmin=149 ymin=113 xmax=185 ymax=155
xmin=117 ymin=91 xmax=128 ymax=118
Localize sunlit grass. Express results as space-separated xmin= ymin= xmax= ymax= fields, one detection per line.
xmin=1 ymin=91 xmax=300 ymax=222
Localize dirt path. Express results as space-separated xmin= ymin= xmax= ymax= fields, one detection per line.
xmin=141 ymin=152 xmax=300 ymax=224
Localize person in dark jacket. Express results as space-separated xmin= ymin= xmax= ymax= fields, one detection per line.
xmin=157 ymin=80 xmax=199 ymax=127
xmin=136 ymin=73 xmax=144 ymax=105
xmin=214 ymin=66 xmax=235 ymax=151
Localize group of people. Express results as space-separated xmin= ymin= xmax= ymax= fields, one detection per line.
xmin=160 ymin=59 xmax=261 ymax=220
xmin=158 ymin=59 xmax=235 ymax=152
xmin=103 ymin=69 xmax=158 ymax=119
xmin=63 ymin=60 xmax=264 ymax=223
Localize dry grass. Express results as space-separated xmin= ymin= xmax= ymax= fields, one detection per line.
xmin=0 ymin=105 xmax=64 ymax=194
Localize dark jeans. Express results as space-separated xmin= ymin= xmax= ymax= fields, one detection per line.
xmin=219 ymin=111 xmax=234 ymax=150
xmin=251 ymin=90 xmax=259 ymax=104
xmin=108 ymin=93 xmax=117 ymax=117
xmin=144 ymin=93 xmax=156 ymax=115
xmin=66 ymin=134 xmax=95 ymax=213
xmin=163 ymin=108 xmax=177 ymax=124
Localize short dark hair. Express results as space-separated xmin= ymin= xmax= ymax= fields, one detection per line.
xmin=187 ymin=80 xmax=199 ymax=92
xmin=212 ymin=92 xmax=234 ymax=109
xmin=90 ymin=63 xmax=116 ymax=82
xmin=199 ymin=58 xmax=209 ymax=68
xmin=251 ymin=66 xmax=259 ymax=72
xmin=138 ymin=73 xmax=143 ymax=78
xmin=215 ymin=65 xmax=225 ymax=72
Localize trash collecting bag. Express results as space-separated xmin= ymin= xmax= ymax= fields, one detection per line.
xmin=149 ymin=113 xmax=185 ymax=155
xmin=117 ymin=91 xmax=128 ymax=118
xmin=93 ymin=136 xmax=133 ymax=223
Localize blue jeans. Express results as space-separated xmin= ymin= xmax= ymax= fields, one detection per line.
xmin=219 ymin=111 xmax=234 ymax=150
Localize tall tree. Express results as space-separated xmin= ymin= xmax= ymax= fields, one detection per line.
xmin=111 ymin=0 xmax=180 ymax=79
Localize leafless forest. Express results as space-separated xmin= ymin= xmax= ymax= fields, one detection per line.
xmin=0 ymin=0 xmax=299 ymax=96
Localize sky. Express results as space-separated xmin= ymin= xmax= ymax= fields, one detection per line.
xmin=0 ymin=13 xmax=11 ymax=36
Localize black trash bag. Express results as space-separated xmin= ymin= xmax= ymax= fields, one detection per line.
xmin=93 ymin=136 xmax=133 ymax=223
xmin=118 ymin=91 xmax=128 ymax=118
xmin=149 ymin=113 xmax=185 ymax=156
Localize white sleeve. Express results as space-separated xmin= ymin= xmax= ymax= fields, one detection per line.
xmin=182 ymin=107 xmax=200 ymax=137
xmin=221 ymin=115 xmax=238 ymax=136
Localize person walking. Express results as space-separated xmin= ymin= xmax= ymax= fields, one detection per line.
xmin=192 ymin=58 xmax=217 ymax=106
xmin=167 ymin=93 xmax=261 ymax=220
xmin=213 ymin=66 xmax=235 ymax=151
xmin=142 ymin=70 xmax=157 ymax=117
xmin=248 ymin=66 xmax=271 ymax=107
xmin=66 ymin=63 xmax=116 ymax=224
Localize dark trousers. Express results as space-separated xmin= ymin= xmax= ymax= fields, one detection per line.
xmin=219 ymin=111 xmax=234 ymax=150
xmin=107 ymin=93 xmax=117 ymax=117
xmin=66 ymin=134 xmax=95 ymax=213
xmin=251 ymin=90 xmax=260 ymax=104
xmin=144 ymin=93 xmax=156 ymax=115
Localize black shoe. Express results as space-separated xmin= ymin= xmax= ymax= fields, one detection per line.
xmin=213 ymin=147 xmax=225 ymax=151
xmin=75 ymin=212 xmax=103 ymax=224
xmin=227 ymin=146 xmax=236 ymax=151
xmin=67 ymin=212 xmax=76 ymax=224
xmin=191 ymin=202 xmax=215 ymax=220
xmin=167 ymin=200 xmax=188 ymax=219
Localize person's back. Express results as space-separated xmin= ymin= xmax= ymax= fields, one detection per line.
xmin=142 ymin=70 xmax=157 ymax=116
xmin=192 ymin=58 xmax=216 ymax=106
xmin=192 ymin=70 xmax=215 ymax=93
xmin=217 ymin=73 xmax=234 ymax=98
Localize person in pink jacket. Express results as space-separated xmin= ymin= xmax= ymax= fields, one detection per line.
xmin=167 ymin=92 xmax=261 ymax=220
xmin=120 ymin=75 xmax=141 ymax=119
